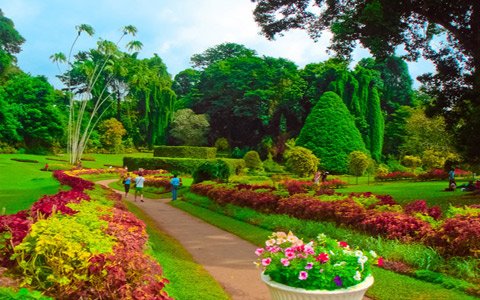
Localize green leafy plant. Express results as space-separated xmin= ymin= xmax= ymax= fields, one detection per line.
xmin=193 ymin=159 xmax=231 ymax=183
xmin=284 ymin=146 xmax=319 ymax=177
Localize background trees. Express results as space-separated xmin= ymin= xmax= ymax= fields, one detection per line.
xmin=169 ymin=109 xmax=209 ymax=146
xmin=251 ymin=0 xmax=480 ymax=162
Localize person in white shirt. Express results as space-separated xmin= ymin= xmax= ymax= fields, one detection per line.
xmin=134 ymin=173 xmax=145 ymax=202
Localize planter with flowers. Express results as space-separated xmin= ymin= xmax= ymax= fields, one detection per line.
xmin=255 ymin=232 xmax=378 ymax=300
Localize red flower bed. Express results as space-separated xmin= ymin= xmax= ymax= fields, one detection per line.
xmin=416 ymin=169 xmax=448 ymax=181
xmin=427 ymin=215 xmax=480 ymax=257
xmin=375 ymin=171 xmax=416 ymax=181
xmin=280 ymin=179 xmax=313 ymax=195
xmin=320 ymin=178 xmax=347 ymax=189
xmin=54 ymin=170 xmax=94 ymax=190
xmin=30 ymin=190 xmax=90 ymax=220
xmin=360 ymin=211 xmax=433 ymax=242
xmin=235 ymin=183 xmax=276 ymax=191
xmin=0 ymin=211 xmax=31 ymax=267
xmin=404 ymin=200 xmax=443 ymax=220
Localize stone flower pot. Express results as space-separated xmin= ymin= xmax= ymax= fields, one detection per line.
xmin=261 ymin=273 xmax=374 ymax=300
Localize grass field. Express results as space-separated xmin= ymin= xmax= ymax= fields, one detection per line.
xmin=0 ymin=154 xmax=60 ymax=214
xmin=337 ymin=175 xmax=479 ymax=211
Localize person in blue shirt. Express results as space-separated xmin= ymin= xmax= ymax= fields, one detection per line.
xmin=170 ymin=174 xmax=181 ymax=201
xmin=123 ymin=173 xmax=132 ymax=198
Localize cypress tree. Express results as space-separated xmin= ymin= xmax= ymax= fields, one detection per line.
xmin=297 ymin=91 xmax=366 ymax=173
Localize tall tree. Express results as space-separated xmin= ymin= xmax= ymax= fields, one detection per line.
xmin=0 ymin=9 xmax=25 ymax=77
xmin=172 ymin=68 xmax=201 ymax=109
xmin=190 ymin=43 xmax=256 ymax=70
xmin=53 ymin=24 xmax=141 ymax=164
xmin=3 ymin=74 xmax=65 ymax=152
xmin=297 ymin=91 xmax=366 ymax=173
xmin=193 ymin=54 xmax=305 ymax=147
xmin=252 ymin=0 xmax=480 ymax=161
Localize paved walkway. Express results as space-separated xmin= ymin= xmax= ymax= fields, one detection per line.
xmin=97 ymin=180 xmax=270 ymax=300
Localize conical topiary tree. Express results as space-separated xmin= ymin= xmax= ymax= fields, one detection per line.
xmin=296 ymin=91 xmax=366 ymax=174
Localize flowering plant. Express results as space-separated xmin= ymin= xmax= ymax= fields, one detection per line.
xmin=255 ymin=232 xmax=379 ymax=290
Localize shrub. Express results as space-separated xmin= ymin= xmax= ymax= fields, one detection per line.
xmin=375 ymin=171 xmax=415 ymax=181
xmin=402 ymin=155 xmax=422 ymax=169
xmin=263 ymin=155 xmax=285 ymax=173
xmin=296 ymin=91 xmax=367 ymax=174
xmin=284 ymin=146 xmax=319 ymax=177
xmin=416 ymin=169 xmax=448 ymax=181
xmin=348 ymin=151 xmax=370 ymax=177
xmin=10 ymin=158 xmax=39 ymax=163
xmin=153 ymin=146 xmax=216 ymax=159
xmin=193 ymin=160 xmax=231 ymax=183
xmin=243 ymin=151 xmax=263 ymax=171
xmin=123 ymin=157 xmax=244 ymax=175
xmin=214 ymin=137 xmax=230 ymax=151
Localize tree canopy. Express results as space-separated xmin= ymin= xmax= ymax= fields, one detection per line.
xmin=252 ymin=0 xmax=480 ymax=161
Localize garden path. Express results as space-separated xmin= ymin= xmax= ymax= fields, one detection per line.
xmin=98 ymin=179 xmax=269 ymax=300
xmin=98 ymin=180 xmax=371 ymax=300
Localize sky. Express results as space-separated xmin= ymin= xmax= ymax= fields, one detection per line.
xmin=1 ymin=0 xmax=434 ymax=89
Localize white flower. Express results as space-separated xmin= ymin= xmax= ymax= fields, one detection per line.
xmin=266 ymin=239 xmax=276 ymax=247
xmin=358 ymin=255 xmax=368 ymax=270
xmin=354 ymin=271 xmax=362 ymax=281
xmin=354 ymin=250 xmax=363 ymax=257
xmin=369 ymin=250 xmax=378 ymax=258
xmin=317 ymin=233 xmax=327 ymax=241
xmin=333 ymin=261 xmax=346 ymax=267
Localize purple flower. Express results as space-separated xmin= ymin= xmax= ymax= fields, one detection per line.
xmin=334 ymin=276 xmax=343 ymax=287
xmin=305 ymin=262 xmax=313 ymax=270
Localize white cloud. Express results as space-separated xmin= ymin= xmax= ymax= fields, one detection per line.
xmin=0 ymin=0 xmax=434 ymax=88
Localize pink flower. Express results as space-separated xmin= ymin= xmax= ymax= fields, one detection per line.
xmin=285 ymin=249 xmax=296 ymax=259
xmin=299 ymin=271 xmax=308 ymax=280
xmin=316 ymin=252 xmax=329 ymax=263
xmin=377 ymin=257 xmax=384 ymax=267
xmin=305 ymin=262 xmax=313 ymax=270
xmin=338 ymin=241 xmax=349 ymax=248
xmin=255 ymin=248 xmax=265 ymax=256
xmin=262 ymin=258 xmax=272 ymax=266
xmin=281 ymin=258 xmax=290 ymax=266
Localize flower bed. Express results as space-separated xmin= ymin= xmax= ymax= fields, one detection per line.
xmin=191 ymin=182 xmax=480 ymax=257
xmin=0 ymin=170 xmax=171 ymax=299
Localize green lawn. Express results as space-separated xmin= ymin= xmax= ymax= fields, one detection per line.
xmin=0 ymin=154 xmax=60 ymax=214
xmin=337 ymin=175 xmax=480 ymax=211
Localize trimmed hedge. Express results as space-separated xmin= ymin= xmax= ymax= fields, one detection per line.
xmin=153 ymin=146 xmax=217 ymax=159
xmin=123 ymin=157 xmax=245 ymax=175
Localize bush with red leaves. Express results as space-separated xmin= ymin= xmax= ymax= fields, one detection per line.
xmin=360 ymin=211 xmax=433 ymax=242
xmin=0 ymin=211 xmax=31 ymax=267
xmin=427 ymin=215 xmax=480 ymax=257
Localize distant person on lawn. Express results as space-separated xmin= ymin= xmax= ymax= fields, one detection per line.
xmin=170 ymin=174 xmax=181 ymax=201
xmin=134 ymin=172 xmax=145 ymax=202
xmin=313 ymin=171 xmax=321 ymax=185
xmin=123 ymin=172 xmax=132 ymax=198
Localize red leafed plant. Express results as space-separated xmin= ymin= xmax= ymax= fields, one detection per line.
xmin=280 ymin=179 xmax=313 ymax=195
xmin=0 ymin=211 xmax=32 ymax=267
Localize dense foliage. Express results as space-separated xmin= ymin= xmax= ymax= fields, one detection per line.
xmin=297 ymin=92 xmax=366 ymax=173
xmin=252 ymin=0 xmax=480 ymax=162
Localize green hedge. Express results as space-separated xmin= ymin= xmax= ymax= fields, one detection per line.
xmin=123 ymin=157 xmax=245 ymax=175
xmin=153 ymin=146 xmax=217 ymax=159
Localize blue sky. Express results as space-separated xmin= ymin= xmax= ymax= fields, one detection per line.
xmin=1 ymin=0 xmax=434 ymax=88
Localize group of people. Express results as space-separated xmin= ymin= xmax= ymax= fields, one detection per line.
xmin=446 ymin=168 xmax=479 ymax=192
xmin=313 ymin=170 xmax=329 ymax=185
xmin=122 ymin=171 xmax=181 ymax=202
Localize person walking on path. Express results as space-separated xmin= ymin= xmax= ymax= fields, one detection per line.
xmin=170 ymin=174 xmax=181 ymax=201
xmin=123 ymin=173 xmax=132 ymax=198
xmin=134 ymin=172 xmax=145 ymax=202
